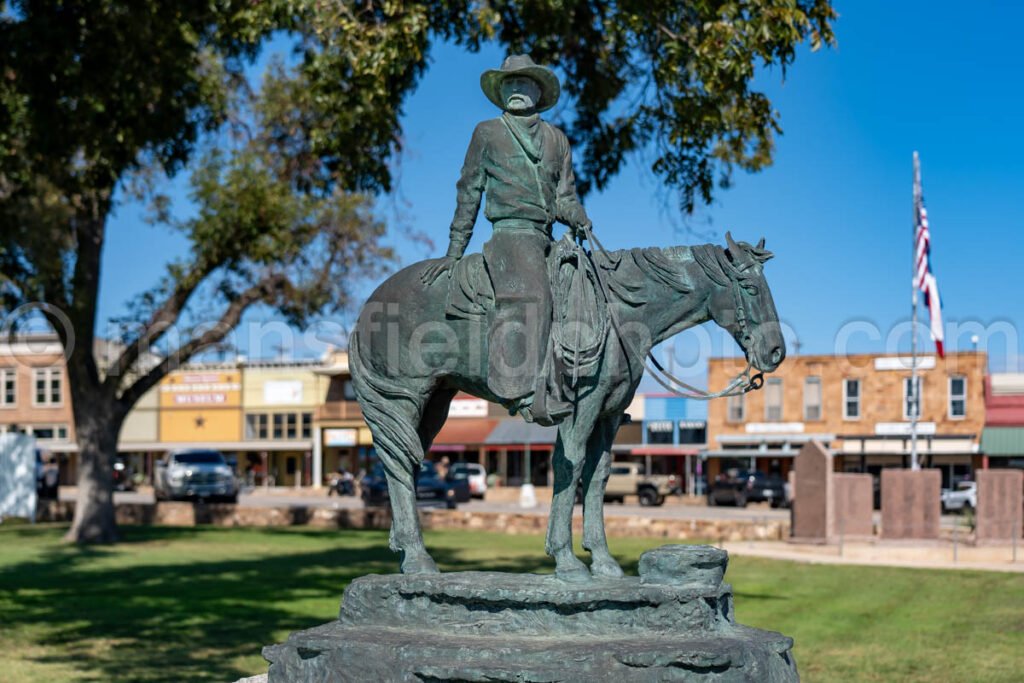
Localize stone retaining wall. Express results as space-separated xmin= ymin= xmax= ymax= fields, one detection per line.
xmin=36 ymin=500 xmax=788 ymax=542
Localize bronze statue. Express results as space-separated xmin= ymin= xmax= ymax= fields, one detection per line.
xmin=269 ymin=56 xmax=797 ymax=682
xmin=349 ymin=56 xmax=785 ymax=581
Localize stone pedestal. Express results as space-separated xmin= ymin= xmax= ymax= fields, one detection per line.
xmin=976 ymin=469 xmax=1024 ymax=542
xmin=881 ymin=469 xmax=941 ymax=540
xmin=263 ymin=545 xmax=799 ymax=682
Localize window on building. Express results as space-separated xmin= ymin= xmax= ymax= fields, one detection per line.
xmin=27 ymin=424 xmax=68 ymax=441
xmin=0 ymin=368 xmax=15 ymax=406
xmin=804 ymin=376 xmax=822 ymax=421
xmin=285 ymin=413 xmax=298 ymax=439
xmin=245 ymin=413 xmax=268 ymax=440
xmin=342 ymin=379 xmax=357 ymax=401
xmin=903 ymin=376 xmax=922 ymax=420
xmin=33 ymin=368 xmax=61 ymax=406
xmin=949 ymin=376 xmax=967 ymax=418
xmin=301 ymin=412 xmax=313 ymax=439
xmin=726 ymin=394 xmax=745 ymax=422
xmin=764 ymin=378 xmax=783 ymax=422
xmin=646 ymin=420 xmax=674 ymax=445
xmin=843 ymin=379 xmax=861 ymax=420
xmin=678 ymin=421 xmax=707 ymax=444
xmin=272 ymin=413 xmax=285 ymax=439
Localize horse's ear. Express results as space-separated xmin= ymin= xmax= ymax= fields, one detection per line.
xmin=754 ymin=237 xmax=773 ymax=262
xmin=725 ymin=231 xmax=740 ymax=257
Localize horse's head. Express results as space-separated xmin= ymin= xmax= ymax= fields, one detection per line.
xmin=703 ymin=233 xmax=785 ymax=373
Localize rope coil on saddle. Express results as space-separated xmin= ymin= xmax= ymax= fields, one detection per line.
xmin=577 ymin=223 xmax=763 ymax=401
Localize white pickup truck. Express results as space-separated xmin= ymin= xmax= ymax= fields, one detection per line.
xmin=941 ymin=481 xmax=977 ymax=512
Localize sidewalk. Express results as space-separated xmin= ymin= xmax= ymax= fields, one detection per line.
xmin=722 ymin=539 xmax=1024 ymax=573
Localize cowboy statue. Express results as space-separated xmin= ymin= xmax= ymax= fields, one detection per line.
xmin=421 ymin=54 xmax=591 ymax=425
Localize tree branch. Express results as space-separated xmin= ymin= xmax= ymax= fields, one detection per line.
xmin=104 ymin=267 xmax=211 ymax=388
xmin=115 ymin=273 xmax=286 ymax=413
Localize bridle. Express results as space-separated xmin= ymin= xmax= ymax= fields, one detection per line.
xmin=579 ymin=223 xmax=764 ymax=401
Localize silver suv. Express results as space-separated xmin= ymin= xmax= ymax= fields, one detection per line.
xmin=154 ymin=449 xmax=238 ymax=503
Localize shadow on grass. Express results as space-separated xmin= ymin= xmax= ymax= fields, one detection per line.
xmin=732 ymin=591 xmax=789 ymax=602
xmin=0 ymin=525 xmax=549 ymax=683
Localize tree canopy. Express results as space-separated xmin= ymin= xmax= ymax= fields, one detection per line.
xmin=0 ymin=0 xmax=834 ymax=543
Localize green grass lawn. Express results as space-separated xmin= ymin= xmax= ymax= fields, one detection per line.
xmin=0 ymin=524 xmax=1022 ymax=682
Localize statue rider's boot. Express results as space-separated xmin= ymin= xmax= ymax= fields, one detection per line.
xmin=528 ymin=341 xmax=572 ymax=425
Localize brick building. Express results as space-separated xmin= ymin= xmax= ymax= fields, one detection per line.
xmin=0 ymin=336 xmax=76 ymax=481
xmin=611 ymin=395 xmax=707 ymax=495
xmin=706 ymin=352 xmax=987 ymax=487
xmin=981 ymin=373 xmax=1024 ymax=469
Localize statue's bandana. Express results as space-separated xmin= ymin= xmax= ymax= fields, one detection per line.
xmin=502 ymin=112 xmax=544 ymax=163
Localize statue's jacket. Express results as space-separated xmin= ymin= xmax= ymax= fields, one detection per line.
xmin=447 ymin=112 xmax=588 ymax=258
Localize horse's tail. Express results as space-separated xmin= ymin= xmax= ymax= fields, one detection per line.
xmin=348 ymin=328 xmax=425 ymax=550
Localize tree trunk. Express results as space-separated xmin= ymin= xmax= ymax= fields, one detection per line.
xmin=65 ymin=407 xmax=123 ymax=544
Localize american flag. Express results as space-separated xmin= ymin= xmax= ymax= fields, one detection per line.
xmin=913 ymin=153 xmax=944 ymax=357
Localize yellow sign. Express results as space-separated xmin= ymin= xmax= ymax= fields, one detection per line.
xmin=159 ymin=370 xmax=242 ymax=442
xmin=159 ymin=371 xmax=241 ymax=408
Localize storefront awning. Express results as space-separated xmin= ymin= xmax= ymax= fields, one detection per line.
xmin=982 ymin=427 xmax=1024 ymax=456
xmin=118 ymin=440 xmax=313 ymax=452
xmin=702 ymin=449 xmax=798 ymax=459
xmin=432 ymin=419 xmax=499 ymax=446
xmin=484 ymin=421 xmax=558 ymax=446
xmin=612 ymin=443 xmax=701 ymax=456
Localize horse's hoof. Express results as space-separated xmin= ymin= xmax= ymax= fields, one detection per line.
xmin=401 ymin=552 xmax=440 ymax=574
xmin=591 ymin=556 xmax=625 ymax=579
xmin=555 ymin=565 xmax=592 ymax=583
xmin=554 ymin=554 xmax=592 ymax=583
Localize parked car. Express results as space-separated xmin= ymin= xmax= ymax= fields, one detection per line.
xmin=448 ymin=462 xmax=488 ymax=498
xmin=154 ymin=449 xmax=238 ymax=503
xmin=707 ymin=470 xmax=786 ymax=508
xmin=600 ymin=462 xmax=677 ymax=507
xmin=362 ymin=461 xmax=471 ymax=509
xmin=941 ymin=481 xmax=977 ymax=512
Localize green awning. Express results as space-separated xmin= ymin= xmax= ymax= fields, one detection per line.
xmin=981 ymin=427 xmax=1024 ymax=456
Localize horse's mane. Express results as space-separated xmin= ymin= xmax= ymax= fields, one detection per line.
xmin=602 ymin=244 xmax=719 ymax=305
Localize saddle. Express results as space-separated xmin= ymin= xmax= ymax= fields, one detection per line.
xmin=445 ymin=234 xmax=613 ymax=398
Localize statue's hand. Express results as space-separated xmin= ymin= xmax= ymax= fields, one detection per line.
xmin=420 ymin=256 xmax=457 ymax=286
xmin=575 ymin=220 xmax=592 ymax=244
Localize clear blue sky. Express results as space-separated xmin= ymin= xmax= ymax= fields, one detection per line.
xmin=100 ymin=0 xmax=1024 ymax=382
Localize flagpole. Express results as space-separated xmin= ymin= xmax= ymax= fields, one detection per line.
xmin=910 ymin=152 xmax=921 ymax=471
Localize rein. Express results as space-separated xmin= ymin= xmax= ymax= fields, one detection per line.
xmin=578 ymin=223 xmax=764 ymax=401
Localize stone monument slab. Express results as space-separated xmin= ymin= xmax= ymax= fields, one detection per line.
xmin=834 ymin=473 xmax=874 ymax=538
xmin=792 ymin=441 xmax=832 ymax=542
xmin=881 ymin=469 xmax=941 ymax=540
xmin=792 ymin=443 xmax=874 ymax=542
xmin=976 ymin=469 xmax=1023 ymax=542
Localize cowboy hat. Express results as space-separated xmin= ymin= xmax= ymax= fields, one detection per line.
xmin=480 ymin=54 xmax=560 ymax=113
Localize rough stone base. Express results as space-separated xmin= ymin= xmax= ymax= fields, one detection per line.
xmin=264 ymin=546 xmax=798 ymax=682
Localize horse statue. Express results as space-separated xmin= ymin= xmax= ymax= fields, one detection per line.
xmin=349 ymin=232 xmax=785 ymax=581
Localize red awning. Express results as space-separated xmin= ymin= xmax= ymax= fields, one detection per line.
xmin=624 ymin=445 xmax=700 ymax=456
xmin=432 ymin=418 xmax=499 ymax=446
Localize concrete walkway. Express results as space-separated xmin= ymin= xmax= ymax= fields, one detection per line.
xmin=722 ymin=539 xmax=1024 ymax=573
